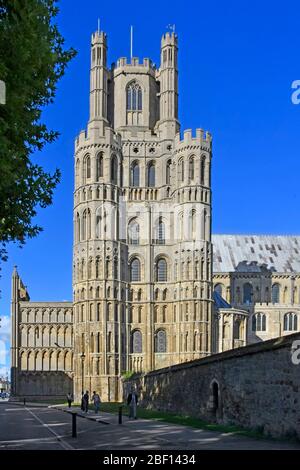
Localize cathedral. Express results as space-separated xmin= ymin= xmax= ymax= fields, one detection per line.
xmin=10 ymin=29 xmax=300 ymax=401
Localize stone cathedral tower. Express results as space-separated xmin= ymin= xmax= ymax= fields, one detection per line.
xmin=73 ymin=29 xmax=213 ymax=401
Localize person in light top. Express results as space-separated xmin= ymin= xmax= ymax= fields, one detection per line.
xmin=127 ymin=389 xmax=138 ymax=419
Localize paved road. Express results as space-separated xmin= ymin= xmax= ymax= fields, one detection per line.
xmin=0 ymin=403 xmax=299 ymax=450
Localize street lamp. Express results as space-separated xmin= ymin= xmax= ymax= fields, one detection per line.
xmin=80 ymin=353 xmax=85 ymax=394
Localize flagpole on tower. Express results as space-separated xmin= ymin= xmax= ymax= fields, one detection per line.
xmin=130 ymin=25 xmax=133 ymax=60
xmin=98 ymin=18 xmax=100 ymax=34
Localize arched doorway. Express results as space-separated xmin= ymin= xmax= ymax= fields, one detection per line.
xmin=212 ymin=381 xmax=219 ymax=414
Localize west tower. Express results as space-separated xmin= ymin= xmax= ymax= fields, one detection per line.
xmin=73 ymin=29 xmax=213 ymax=401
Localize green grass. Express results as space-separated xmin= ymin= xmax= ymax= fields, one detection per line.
xmin=97 ymin=402 xmax=267 ymax=440
xmin=35 ymin=399 xmax=67 ymax=405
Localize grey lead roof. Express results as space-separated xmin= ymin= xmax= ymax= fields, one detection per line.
xmin=213 ymin=290 xmax=232 ymax=308
xmin=212 ymin=235 xmax=300 ymax=273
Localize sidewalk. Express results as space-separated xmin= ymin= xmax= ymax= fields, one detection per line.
xmin=4 ymin=402 xmax=299 ymax=450
xmin=50 ymin=405 xmax=300 ymax=450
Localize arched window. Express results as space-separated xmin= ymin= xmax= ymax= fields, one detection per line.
xmin=147 ymin=162 xmax=155 ymax=187
xmin=156 ymin=258 xmax=167 ymax=282
xmin=83 ymin=155 xmax=91 ymax=183
xmin=179 ymin=158 xmax=184 ymax=182
xmin=107 ymin=332 xmax=111 ymax=353
xmin=284 ymin=312 xmax=298 ymax=331
xmin=96 ymin=152 xmax=103 ymax=180
xmin=200 ymin=157 xmax=205 ymax=185
xmin=138 ymin=306 xmax=142 ymax=323
xmin=82 ymin=209 xmax=91 ymax=240
xmin=189 ymin=156 xmax=195 ymax=181
xmin=200 ymin=208 xmax=207 ymax=240
xmin=111 ymin=155 xmax=118 ymax=184
xmin=179 ymin=212 xmax=184 ymax=240
xmin=272 ymin=283 xmax=280 ymax=304
xmin=130 ymin=258 xmax=141 ymax=282
xmin=166 ymin=160 xmax=171 ymax=185
xmin=88 ymin=259 xmax=92 ymax=278
xmin=243 ymin=283 xmax=253 ymax=304
xmin=233 ymin=320 xmax=241 ymax=339
xmin=154 ymin=329 xmax=167 ymax=353
xmin=131 ymin=161 xmax=140 ymax=187
xmin=162 ymin=305 xmax=167 ymax=323
xmin=128 ymin=219 xmax=140 ymax=244
xmin=90 ymin=333 xmax=94 ymax=353
xmin=126 ymin=82 xmax=142 ymax=111
xmin=155 ymin=218 xmax=165 ymax=244
xmin=114 ymin=258 xmax=118 ymax=279
xmin=87 ymin=155 xmax=91 ymax=179
xmin=75 ymin=159 xmax=80 ymax=186
xmin=252 ymin=313 xmax=266 ymax=332
xmin=190 ymin=209 xmax=197 ymax=240
xmin=82 ymin=210 xmax=87 ymax=240
xmin=76 ymin=213 xmax=80 ymax=242
xmin=214 ymin=283 xmax=224 ymax=297
xmin=87 ymin=209 xmax=91 ymax=239
xmin=96 ymin=303 xmax=101 ymax=321
xmin=96 ymin=209 xmax=102 ymax=239
xmin=131 ymin=330 xmax=142 ymax=353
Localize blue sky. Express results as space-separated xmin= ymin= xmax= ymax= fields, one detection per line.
xmin=1 ymin=0 xmax=300 ymax=376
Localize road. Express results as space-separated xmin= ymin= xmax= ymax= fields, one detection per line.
xmin=0 ymin=402 xmax=299 ymax=450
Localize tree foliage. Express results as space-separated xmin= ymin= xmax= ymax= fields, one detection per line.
xmin=0 ymin=0 xmax=76 ymax=262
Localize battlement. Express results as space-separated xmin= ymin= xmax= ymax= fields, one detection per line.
xmin=114 ymin=56 xmax=155 ymax=70
xmin=91 ymin=30 xmax=107 ymax=45
xmin=161 ymin=31 xmax=178 ymax=47
xmin=75 ymin=126 xmax=122 ymax=150
xmin=174 ymin=128 xmax=212 ymax=147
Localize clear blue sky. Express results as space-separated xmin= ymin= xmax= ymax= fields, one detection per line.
xmin=1 ymin=0 xmax=300 ymax=376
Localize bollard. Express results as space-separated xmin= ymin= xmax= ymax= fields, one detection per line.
xmin=118 ymin=405 xmax=122 ymax=425
xmin=23 ymin=398 xmax=26 ymax=406
xmin=72 ymin=412 xmax=77 ymax=438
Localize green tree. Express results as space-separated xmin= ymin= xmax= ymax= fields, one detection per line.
xmin=0 ymin=0 xmax=76 ymax=263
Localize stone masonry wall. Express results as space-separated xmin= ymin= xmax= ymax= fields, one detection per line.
xmin=123 ymin=333 xmax=300 ymax=440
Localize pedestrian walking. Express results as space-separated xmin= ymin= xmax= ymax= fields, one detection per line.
xmin=91 ymin=391 xmax=101 ymax=414
xmin=127 ymin=389 xmax=138 ymax=419
xmin=80 ymin=392 xmax=85 ymax=411
xmin=83 ymin=390 xmax=89 ymax=413
xmin=67 ymin=392 xmax=73 ymax=408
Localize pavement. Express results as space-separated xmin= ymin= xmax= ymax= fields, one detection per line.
xmin=0 ymin=402 xmax=299 ymax=450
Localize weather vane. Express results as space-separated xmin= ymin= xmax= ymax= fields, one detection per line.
xmin=166 ymin=24 xmax=176 ymax=33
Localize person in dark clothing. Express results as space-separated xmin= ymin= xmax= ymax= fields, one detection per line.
xmin=80 ymin=392 xmax=85 ymax=411
xmin=127 ymin=389 xmax=138 ymax=419
xmin=83 ymin=390 xmax=89 ymax=413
